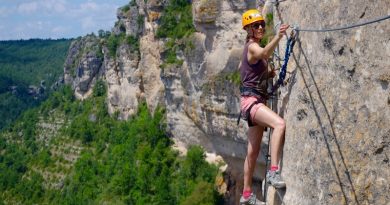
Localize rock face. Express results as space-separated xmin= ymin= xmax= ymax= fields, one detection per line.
xmin=162 ymin=0 xmax=252 ymax=162
xmin=103 ymin=42 xmax=141 ymax=120
xmin=64 ymin=35 xmax=103 ymax=99
xmin=274 ymin=0 xmax=390 ymax=204
xmin=63 ymin=0 xmax=390 ymax=204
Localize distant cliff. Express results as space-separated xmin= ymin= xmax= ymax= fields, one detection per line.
xmin=63 ymin=0 xmax=390 ymax=204
xmin=0 ymin=39 xmax=70 ymax=130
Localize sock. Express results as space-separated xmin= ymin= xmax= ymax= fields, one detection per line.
xmin=270 ymin=165 xmax=279 ymax=171
xmin=243 ymin=190 xmax=252 ymax=199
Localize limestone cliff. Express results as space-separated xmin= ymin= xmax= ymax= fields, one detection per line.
xmin=275 ymin=1 xmax=390 ymax=204
xmin=63 ymin=0 xmax=390 ymax=204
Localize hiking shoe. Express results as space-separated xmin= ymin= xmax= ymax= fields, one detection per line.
xmin=239 ymin=193 xmax=265 ymax=205
xmin=266 ymin=170 xmax=286 ymax=188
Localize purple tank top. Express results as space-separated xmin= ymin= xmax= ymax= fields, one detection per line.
xmin=240 ymin=41 xmax=269 ymax=98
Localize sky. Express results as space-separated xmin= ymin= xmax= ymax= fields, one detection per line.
xmin=0 ymin=0 xmax=130 ymax=40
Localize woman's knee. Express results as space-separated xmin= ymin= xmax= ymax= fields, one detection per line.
xmin=274 ymin=118 xmax=286 ymax=131
xmin=247 ymin=149 xmax=259 ymax=159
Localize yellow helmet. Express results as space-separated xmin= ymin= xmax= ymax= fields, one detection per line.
xmin=242 ymin=9 xmax=264 ymax=29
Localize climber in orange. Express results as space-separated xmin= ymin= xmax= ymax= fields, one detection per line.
xmin=239 ymin=9 xmax=289 ymax=205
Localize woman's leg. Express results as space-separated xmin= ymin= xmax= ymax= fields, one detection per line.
xmin=252 ymin=105 xmax=286 ymax=167
xmin=243 ymin=125 xmax=265 ymax=191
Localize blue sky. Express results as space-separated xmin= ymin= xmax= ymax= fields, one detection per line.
xmin=0 ymin=0 xmax=130 ymax=40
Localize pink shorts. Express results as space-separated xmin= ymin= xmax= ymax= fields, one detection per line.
xmin=240 ymin=96 xmax=266 ymax=126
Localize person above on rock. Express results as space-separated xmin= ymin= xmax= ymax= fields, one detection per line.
xmin=239 ymin=9 xmax=289 ymax=205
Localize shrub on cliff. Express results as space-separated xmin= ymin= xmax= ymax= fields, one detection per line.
xmin=156 ymin=0 xmax=195 ymax=39
xmin=157 ymin=0 xmax=195 ymax=67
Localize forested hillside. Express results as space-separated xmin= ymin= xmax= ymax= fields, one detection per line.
xmin=0 ymin=81 xmax=223 ymax=205
xmin=0 ymin=39 xmax=71 ymax=130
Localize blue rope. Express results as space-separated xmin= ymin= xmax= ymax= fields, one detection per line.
xmin=270 ymin=36 xmax=296 ymax=94
xmin=277 ymin=38 xmax=291 ymax=85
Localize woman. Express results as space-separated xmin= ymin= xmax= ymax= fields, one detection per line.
xmin=239 ymin=9 xmax=289 ymax=205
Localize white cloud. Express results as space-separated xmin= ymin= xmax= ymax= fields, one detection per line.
xmin=51 ymin=25 xmax=70 ymax=38
xmin=25 ymin=21 xmax=51 ymax=30
xmin=11 ymin=26 xmax=30 ymax=39
xmin=71 ymin=1 xmax=122 ymax=32
xmin=52 ymin=26 xmax=69 ymax=33
xmin=80 ymin=1 xmax=98 ymax=11
xmin=17 ymin=0 xmax=67 ymax=15
xmin=18 ymin=2 xmax=39 ymax=14
xmin=0 ymin=0 xmax=129 ymax=40
xmin=0 ymin=7 xmax=14 ymax=17
xmin=68 ymin=1 xmax=120 ymax=18
xmin=81 ymin=16 xmax=96 ymax=30
xmin=42 ymin=0 xmax=67 ymax=13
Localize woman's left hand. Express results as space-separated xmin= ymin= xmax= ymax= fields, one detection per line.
xmin=278 ymin=24 xmax=290 ymax=38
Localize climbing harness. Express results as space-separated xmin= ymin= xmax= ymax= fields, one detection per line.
xmin=236 ymin=101 xmax=260 ymax=129
xmin=245 ymin=100 xmax=260 ymax=127
xmin=236 ymin=87 xmax=266 ymax=127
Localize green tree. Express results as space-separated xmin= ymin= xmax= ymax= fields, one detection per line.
xmin=0 ymin=39 xmax=70 ymax=130
xmin=93 ymin=80 xmax=107 ymax=97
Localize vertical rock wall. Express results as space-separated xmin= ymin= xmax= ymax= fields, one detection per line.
xmin=275 ymin=0 xmax=390 ymax=204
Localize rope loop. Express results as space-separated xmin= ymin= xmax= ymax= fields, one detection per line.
xmin=269 ymin=30 xmax=297 ymax=95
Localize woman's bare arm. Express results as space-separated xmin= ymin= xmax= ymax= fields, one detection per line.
xmin=249 ymin=24 xmax=290 ymax=60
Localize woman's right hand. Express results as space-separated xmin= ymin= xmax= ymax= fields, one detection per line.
xmin=278 ymin=24 xmax=290 ymax=38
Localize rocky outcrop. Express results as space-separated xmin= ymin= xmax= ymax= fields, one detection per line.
xmin=114 ymin=4 xmax=142 ymax=36
xmin=64 ymin=1 xmax=165 ymax=118
xmin=63 ymin=0 xmax=390 ymax=204
xmin=64 ymin=35 xmax=103 ymax=99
